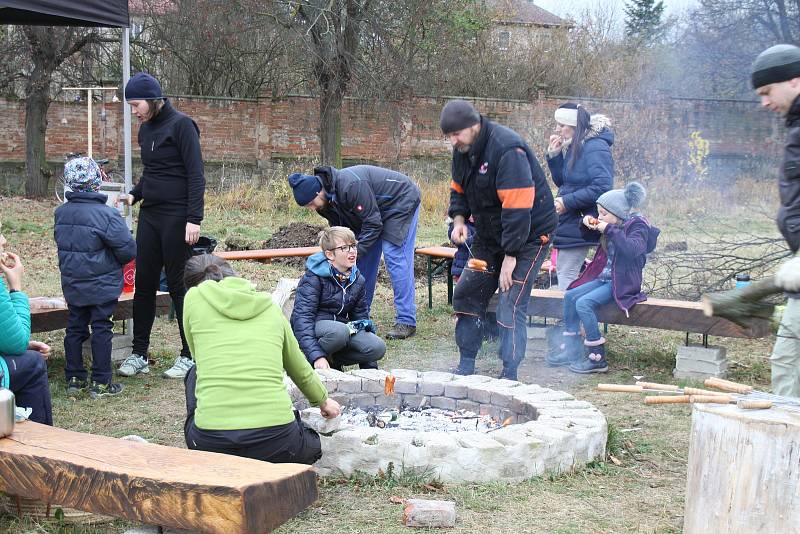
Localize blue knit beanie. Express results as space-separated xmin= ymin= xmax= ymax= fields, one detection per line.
xmin=597 ymin=182 xmax=646 ymax=220
xmin=64 ymin=157 xmax=102 ymax=193
xmin=125 ymin=73 xmax=163 ymax=101
xmin=288 ymin=173 xmax=322 ymax=206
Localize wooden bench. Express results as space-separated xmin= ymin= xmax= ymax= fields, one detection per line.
xmin=0 ymin=422 xmax=317 ymax=534
xmin=30 ymin=291 xmax=172 ymax=334
xmin=215 ymin=246 xmax=320 ymax=263
xmin=525 ymin=289 xmax=769 ymax=342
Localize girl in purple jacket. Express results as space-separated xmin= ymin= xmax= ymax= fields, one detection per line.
xmin=546 ymin=182 xmax=659 ymax=373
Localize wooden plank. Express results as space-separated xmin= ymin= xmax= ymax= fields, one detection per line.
xmin=0 ymin=422 xmax=317 ymax=534
xmin=525 ymin=289 xmax=769 ymax=339
xmin=415 ymin=246 xmax=457 ymax=259
xmin=215 ymin=247 xmax=320 ymax=262
xmin=30 ymin=292 xmax=171 ymax=334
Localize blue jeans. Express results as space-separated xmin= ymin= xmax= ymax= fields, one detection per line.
xmin=563 ymin=280 xmax=614 ymax=342
xmin=357 ymin=206 xmax=419 ymax=327
xmin=64 ymin=299 xmax=117 ymax=384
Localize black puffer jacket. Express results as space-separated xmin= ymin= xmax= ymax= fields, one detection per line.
xmin=290 ymin=252 xmax=369 ymax=364
xmin=780 ymin=96 xmax=800 ymax=254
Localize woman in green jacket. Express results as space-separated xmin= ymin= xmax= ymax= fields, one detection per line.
xmin=182 ymin=254 xmax=340 ymax=464
xmin=0 ymin=223 xmax=53 ymax=425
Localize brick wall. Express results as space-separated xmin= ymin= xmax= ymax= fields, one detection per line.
xmin=0 ymin=93 xmax=783 ymax=180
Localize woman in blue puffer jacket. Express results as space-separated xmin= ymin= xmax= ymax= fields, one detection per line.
xmin=547 ymin=103 xmax=614 ymax=290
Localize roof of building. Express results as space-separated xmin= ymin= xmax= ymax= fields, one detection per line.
xmin=487 ymin=0 xmax=571 ymax=27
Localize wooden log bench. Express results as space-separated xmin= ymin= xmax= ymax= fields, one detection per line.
xmin=0 ymin=422 xmax=317 ymax=534
xmin=524 ymin=289 xmax=770 ymax=340
xmin=30 ymin=291 xmax=172 ymax=334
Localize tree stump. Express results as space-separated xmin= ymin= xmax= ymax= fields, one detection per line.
xmin=684 ymin=404 xmax=800 ymax=533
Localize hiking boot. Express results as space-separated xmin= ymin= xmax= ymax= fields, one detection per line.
xmin=89 ymin=381 xmax=125 ymax=399
xmin=454 ymin=357 xmax=476 ymax=376
xmin=66 ymin=377 xmax=88 ymax=396
xmin=163 ymin=356 xmax=195 ymax=379
xmin=569 ymin=339 xmax=609 ymax=374
xmin=117 ymin=354 xmax=150 ymax=377
xmin=386 ymin=323 xmax=416 ymax=340
xmin=546 ymin=332 xmax=583 ymax=367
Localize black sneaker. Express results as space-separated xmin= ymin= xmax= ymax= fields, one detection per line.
xmin=89 ymin=381 xmax=125 ymax=399
xmin=66 ymin=377 xmax=88 ymax=396
xmin=386 ymin=323 xmax=416 ymax=340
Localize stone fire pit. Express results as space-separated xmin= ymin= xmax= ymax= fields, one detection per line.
xmin=286 ymin=369 xmax=607 ymax=483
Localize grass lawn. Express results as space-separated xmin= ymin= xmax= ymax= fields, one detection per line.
xmin=0 ymin=178 xmax=782 ymax=533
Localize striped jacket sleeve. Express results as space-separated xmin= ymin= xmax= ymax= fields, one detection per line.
xmin=0 ymin=278 xmax=31 ymax=355
xmin=496 ymin=148 xmax=534 ymax=255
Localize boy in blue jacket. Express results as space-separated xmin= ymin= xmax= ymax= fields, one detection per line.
xmin=54 ymin=157 xmax=137 ymax=398
xmin=291 ymin=226 xmax=385 ymax=370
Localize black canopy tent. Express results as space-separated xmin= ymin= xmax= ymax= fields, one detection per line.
xmin=0 ymin=0 xmax=133 ymax=225
xmin=0 ymin=1 xmax=129 ymax=27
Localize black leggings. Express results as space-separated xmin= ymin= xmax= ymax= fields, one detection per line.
xmin=132 ymin=210 xmax=192 ymax=358
xmin=183 ymin=366 xmax=322 ymax=465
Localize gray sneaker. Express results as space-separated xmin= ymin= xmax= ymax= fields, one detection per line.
xmin=163 ymin=356 xmax=194 ymax=379
xmin=386 ymin=323 xmax=416 ymax=340
xmin=117 ymin=354 xmax=150 ymax=377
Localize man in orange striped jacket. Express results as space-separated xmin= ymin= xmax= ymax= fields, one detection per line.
xmin=442 ymin=99 xmax=556 ymax=380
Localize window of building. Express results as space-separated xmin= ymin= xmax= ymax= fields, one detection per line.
xmin=499 ymin=31 xmax=510 ymax=50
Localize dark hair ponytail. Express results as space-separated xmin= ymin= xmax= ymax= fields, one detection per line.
xmin=184 ymin=254 xmax=236 ymax=289
xmin=568 ymin=106 xmax=592 ymax=171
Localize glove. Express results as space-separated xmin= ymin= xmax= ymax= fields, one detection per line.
xmin=347 ymin=319 xmax=376 ymax=334
xmin=775 ymin=255 xmax=800 ymax=292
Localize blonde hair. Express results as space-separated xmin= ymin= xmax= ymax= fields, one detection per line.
xmin=319 ymin=226 xmax=356 ymax=251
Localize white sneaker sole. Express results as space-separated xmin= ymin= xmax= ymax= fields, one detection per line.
xmin=117 ymin=367 xmax=150 ymax=377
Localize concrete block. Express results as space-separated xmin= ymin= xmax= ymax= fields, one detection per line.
xmin=677 ymin=344 xmax=727 ymax=363
xmin=347 ymin=393 xmax=378 ymax=409
xmin=393 ymin=379 xmax=418 ymax=395
xmin=83 ymin=334 xmax=132 ymax=363
xmin=430 ymin=396 xmax=456 ymax=411
xmin=456 ymin=399 xmax=480 ymax=413
xmin=337 ymin=375 xmax=363 ymax=393
xmin=420 ymin=371 xmax=455 ymax=383
xmin=675 ymin=357 xmax=727 ymax=375
xmin=300 ymin=408 xmax=343 ymax=434
xmin=674 ymin=368 xmax=726 ymax=380
xmin=467 ymin=385 xmax=493 ymax=404
xmin=350 ymin=369 xmax=388 ymax=393
xmin=419 ymin=380 xmax=445 ymax=396
xmin=401 ymin=394 xmax=429 ymax=409
xmin=402 ymin=499 xmax=456 ymax=528
xmin=443 ymin=382 xmax=468 ymax=399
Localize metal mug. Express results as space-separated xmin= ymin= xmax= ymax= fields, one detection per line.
xmin=0 ymin=387 xmax=15 ymax=437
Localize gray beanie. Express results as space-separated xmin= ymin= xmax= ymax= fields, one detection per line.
xmin=440 ymin=99 xmax=480 ymax=134
xmin=751 ymin=44 xmax=800 ymax=89
xmin=597 ymin=182 xmax=647 ymax=220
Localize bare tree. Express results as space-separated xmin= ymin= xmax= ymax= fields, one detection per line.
xmin=20 ymin=27 xmax=97 ymax=198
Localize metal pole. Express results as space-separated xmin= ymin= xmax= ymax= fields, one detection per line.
xmin=87 ymin=88 xmax=93 ymax=158
xmin=122 ymin=27 xmax=132 ymax=229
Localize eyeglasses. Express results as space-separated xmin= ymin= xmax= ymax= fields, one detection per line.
xmin=329 ymin=243 xmax=358 ymax=253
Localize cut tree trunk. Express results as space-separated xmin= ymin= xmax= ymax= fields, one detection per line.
xmin=684 ymin=404 xmax=800 ymax=533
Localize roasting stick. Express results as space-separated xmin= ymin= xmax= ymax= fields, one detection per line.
xmin=596 ymin=384 xmax=773 ymax=410
xmin=704 ymin=378 xmax=800 ymax=406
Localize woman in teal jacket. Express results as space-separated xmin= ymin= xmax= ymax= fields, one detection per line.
xmin=0 ymin=225 xmax=53 ymax=425
xmin=181 ymin=254 xmax=340 ymax=464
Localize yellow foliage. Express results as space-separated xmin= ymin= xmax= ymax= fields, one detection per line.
xmin=688 ymin=131 xmax=710 ymax=181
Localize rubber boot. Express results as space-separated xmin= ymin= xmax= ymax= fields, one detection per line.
xmin=546 ymin=332 xmax=583 ymax=367
xmin=455 ymin=357 xmax=476 ymax=376
xmin=570 ymin=338 xmax=609 ymax=374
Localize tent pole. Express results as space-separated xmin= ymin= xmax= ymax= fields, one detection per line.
xmin=122 ymin=27 xmax=132 ymax=229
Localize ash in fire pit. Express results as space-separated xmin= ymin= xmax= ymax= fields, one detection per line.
xmin=340 ymin=406 xmax=513 ymax=433
xmin=288 ymin=368 xmax=607 ymax=483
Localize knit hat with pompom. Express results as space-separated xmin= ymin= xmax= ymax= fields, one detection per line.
xmin=597 ymin=182 xmax=646 ymax=220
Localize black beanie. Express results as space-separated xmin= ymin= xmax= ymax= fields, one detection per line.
xmin=125 ymin=72 xmax=164 ymax=101
xmin=440 ymin=99 xmax=480 ymax=134
xmin=751 ymin=44 xmax=800 ymax=89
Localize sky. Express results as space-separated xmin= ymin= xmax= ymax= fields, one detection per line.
xmin=534 ymin=0 xmax=699 ymax=19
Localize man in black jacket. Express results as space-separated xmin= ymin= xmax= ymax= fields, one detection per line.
xmin=752 ymin=45 xmax=800 ymax=397
xmin=288 ymin=165 xmax=421 ymax=339
xmin=442 ymin=99 xmax=556 ymax=380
